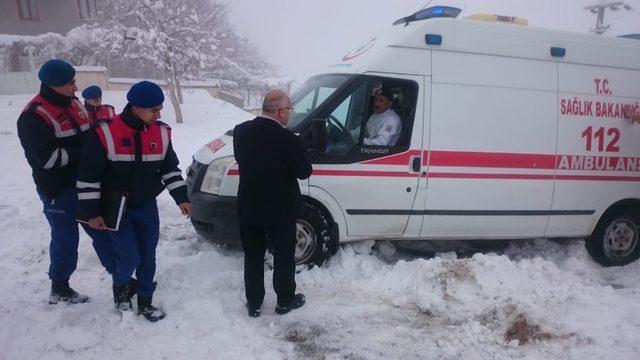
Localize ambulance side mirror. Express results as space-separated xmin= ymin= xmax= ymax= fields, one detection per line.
xmin=310 ymin=118 xmax=327 ymax=153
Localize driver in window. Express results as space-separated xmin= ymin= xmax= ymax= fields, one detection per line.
xmin=362 ymin=87 xmax=402 ymax=146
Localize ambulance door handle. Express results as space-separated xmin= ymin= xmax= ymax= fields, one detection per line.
xmin=411 ymin=156 xmax=421 ymax=172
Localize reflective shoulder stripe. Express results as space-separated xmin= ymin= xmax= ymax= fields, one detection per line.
xmin=59 ymin=148 xmax=69 ymax=167
xmin=161 ymin=171 xmax=182 ymax=182
xmin=35 ymin=106 xmax=79 ymax=138
xmin=160 ymin=126 xmax=169 ymax=160
xmin=76 ymin=181 xmax=101 ymax=189
xmin=44 ymin=149 xmax=59 ymax=169
xmin=99 ymin=122 xmax=117 ymax=160
xmin=108 ymin=107 xmax=115 ymax=118
xmin=166 ymin=180 xmax=186 ymax=191
xmin=78 ymin=192 xmax=101 ymax=200
xmin=73 ymin=99 xmax=91 ymax=121
xmin=35 ymin=106 xmax=62 ymax=133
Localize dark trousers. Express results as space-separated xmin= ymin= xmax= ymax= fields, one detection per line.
xmin=108 ymin=200 xmax=159 ymax=297
xmin=240 ymin=222 xmax=297 ymax=307
xmin=38 ymin=187 xmax=115 ymax=281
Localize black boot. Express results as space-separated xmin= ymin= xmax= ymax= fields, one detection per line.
xmin=124 ymin=278 xmax=137 ymax=302
xmin=49 ymin=280 xmax=89 ymax=305
xmin=113 ymin=284 xmax=133 ymax=311
xmin=137 ymin=295 xmax=165 ymax=322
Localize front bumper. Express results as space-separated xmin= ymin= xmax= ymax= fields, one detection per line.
xmin=190 ymin=192 xmax=240 ymax=243
xmin=187 ymin=159 xmax=240 ymax=243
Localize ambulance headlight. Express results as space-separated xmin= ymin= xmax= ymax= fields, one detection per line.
xmin=200 ymin=156 xmax=235 ymax=195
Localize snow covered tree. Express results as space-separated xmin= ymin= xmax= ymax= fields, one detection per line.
xmin=55 ymin=0 xmax=276 ymax=119
xmin=76 ymin=0 xmax=270 ymax=123
xmin=92 ymin=0 xmax=224 ymax=122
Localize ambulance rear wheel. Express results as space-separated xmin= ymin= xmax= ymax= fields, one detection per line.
xmin=586 ymin=207 xmax=640 ymax=267
xmin=295 ymin=201 xmax=335 ymax=267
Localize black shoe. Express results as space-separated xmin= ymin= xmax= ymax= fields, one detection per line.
xmin=247 ymin=305 xmax=261 ymax=318
xmin=138 ymin=295 xmax=165 ymax=322
xmin=275 ymin=294 xmax=305 ymax=315
xmin=113 ymin=284 xmax=133 ymax=311
xmin=49 ymin=280 xmax=89 ymax=305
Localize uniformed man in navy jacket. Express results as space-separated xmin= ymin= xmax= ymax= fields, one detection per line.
xmin=77 ymin=81 xmax=191 ymax=322
xmin=81 ymin=85 xmax=116 ymax=123
xmin=17 ymin=59 xmax=115 ymax=305
xmin=233 ymin=89 xmax=312 ymax=317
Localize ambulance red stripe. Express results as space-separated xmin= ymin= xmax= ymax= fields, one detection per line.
xmin=359 ymin=150 xmax=557 ymax=168
xmin=429 ymin=150 xmax=557 ymax=169
xmin=226 ymin=150 xmax=640 ymax=181
xmin=312 ymin=170 xmax=412 ymax=177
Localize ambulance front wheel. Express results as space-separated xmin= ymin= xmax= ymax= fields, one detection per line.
xmin=586 ymin=207 xmax=640 ymax=267
xmin=295 ymin=200 xmax=336 ymax=267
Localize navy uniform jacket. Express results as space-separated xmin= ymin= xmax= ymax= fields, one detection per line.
xmin=77 ymin=105 xmax=188 ymax=219
xmin=17 ymin=84 xmax=93 ymax=199
xmin=233 ymin=116 xmax=312 ymax=226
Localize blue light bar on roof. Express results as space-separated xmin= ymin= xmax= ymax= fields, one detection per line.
xmin=393 ymin=6 xmax=462 ymax=25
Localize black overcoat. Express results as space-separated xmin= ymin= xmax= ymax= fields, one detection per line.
xmin=233 ymin=116 xmax=312 ymax=226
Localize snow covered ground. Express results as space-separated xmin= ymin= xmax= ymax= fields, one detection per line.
xmin=1 ymin=90 xmax=639 ymax=360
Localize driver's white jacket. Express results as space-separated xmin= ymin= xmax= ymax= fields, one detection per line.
xmin=363 ymin=108 xmax=402 ymax=146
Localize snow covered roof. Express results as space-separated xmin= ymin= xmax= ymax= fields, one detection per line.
xmin=0 ymin=33 xmax=64 ymax=46
xmin=75 ymin=66 xmax=107 ymax=72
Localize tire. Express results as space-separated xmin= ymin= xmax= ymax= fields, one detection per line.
xmin=586 ymin=207 xmax=640 ymax=267
xmin=294 ymin=200 xmax=336 ymax=267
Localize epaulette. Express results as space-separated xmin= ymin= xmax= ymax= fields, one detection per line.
xmin=156 ymin=121 xmax=172 ymax=130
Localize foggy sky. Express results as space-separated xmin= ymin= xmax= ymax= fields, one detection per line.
xmin=228 ymin=0 xmax=640 ymax=81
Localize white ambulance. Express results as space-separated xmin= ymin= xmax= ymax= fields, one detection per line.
xmin=186 ymin=6 xmax=640 ymax=267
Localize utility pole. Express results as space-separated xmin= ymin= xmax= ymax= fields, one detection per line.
xmin=584 ymin=0 xmax=633 ymax=35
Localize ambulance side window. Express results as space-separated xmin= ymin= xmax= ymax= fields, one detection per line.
xmin=322 ymin=81 xmax=368 ymax=157
xmin=308 ymin=76 xmax=418 ymax=164
xmin=288 ymin=74 xmax=350 ymax=129
xmin=358 ymin=79 xmax=418 ymax=149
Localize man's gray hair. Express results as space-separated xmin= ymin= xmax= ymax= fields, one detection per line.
xmin=262 ymin=89 xmax=288 ymax=114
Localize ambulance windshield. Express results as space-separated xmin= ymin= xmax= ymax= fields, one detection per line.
xmin=287 ymin=74 xmax=351 ymax=129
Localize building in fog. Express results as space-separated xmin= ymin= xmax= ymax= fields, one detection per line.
xmin=0 ymin=0 xmax=98 ymax=72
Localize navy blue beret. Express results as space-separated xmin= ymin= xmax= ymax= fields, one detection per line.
xmin=38 ymin=59 xmax=76 ymax=87
xmin=81 ymin=85 xmax=102 ymax=99
xmin=127 ymin=81 xmax=165 ymax=108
